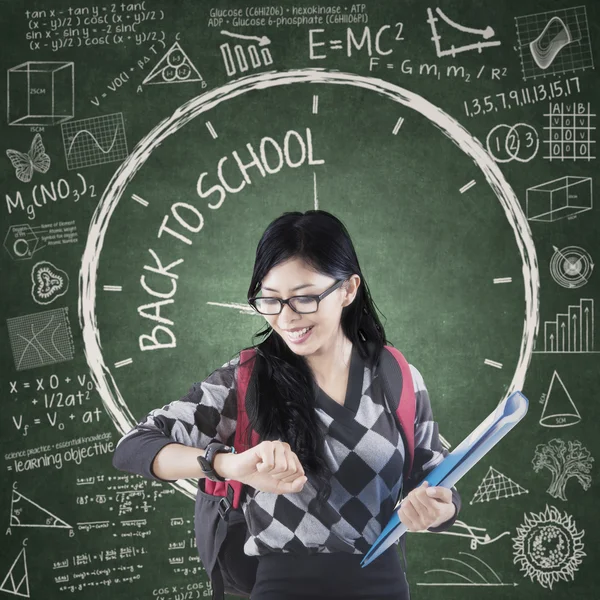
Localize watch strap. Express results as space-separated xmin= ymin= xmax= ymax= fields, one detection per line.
xmin=197 ymin=441 xmax=236 ymax=482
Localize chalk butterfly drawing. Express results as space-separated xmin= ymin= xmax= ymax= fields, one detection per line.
xmin=6 ymin=133 xmax=51 ymax=183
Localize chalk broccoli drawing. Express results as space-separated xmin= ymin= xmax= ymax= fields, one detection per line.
xmin=532 ymin=438 xmax=594 ymax=501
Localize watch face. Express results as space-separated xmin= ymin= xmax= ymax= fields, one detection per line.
xmin=83 ymin=70 xmax=537 ymax=500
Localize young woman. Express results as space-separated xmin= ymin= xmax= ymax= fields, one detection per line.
xmin=113 ymin=210 xmax=461 ymax=600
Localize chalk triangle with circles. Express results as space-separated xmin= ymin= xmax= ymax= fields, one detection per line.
xmin=143 ymin=42 xmax=204 ymax=85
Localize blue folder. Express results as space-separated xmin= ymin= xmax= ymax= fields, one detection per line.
xmin=360 ymin=391 xmax=529 ymax=568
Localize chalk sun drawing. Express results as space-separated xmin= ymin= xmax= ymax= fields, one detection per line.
xmin=79 ymin=69 xmax=539 ymax=501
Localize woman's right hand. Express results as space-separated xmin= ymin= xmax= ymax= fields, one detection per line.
xmin=217 ymin=440 xmax=307 ymax=494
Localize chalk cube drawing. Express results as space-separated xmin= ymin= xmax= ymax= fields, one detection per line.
xmin=526 ymin=176 xmax=592 ymax=222
xmin=7 ymin=61 xmax=74 ymax=126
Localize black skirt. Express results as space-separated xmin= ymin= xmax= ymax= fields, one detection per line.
xmin=250 ymin=546 xmax=410 ymax=600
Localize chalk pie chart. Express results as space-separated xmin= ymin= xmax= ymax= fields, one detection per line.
xmin=80 ymin=70 xmax=538 ymax=499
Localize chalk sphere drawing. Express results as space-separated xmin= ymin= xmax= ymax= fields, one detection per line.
xmin=79 ymin=69 xmax=539 ymax=501
xmin=550 ymin=245 xmax=594 ymax=288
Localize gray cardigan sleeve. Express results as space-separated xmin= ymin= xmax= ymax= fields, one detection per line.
xmin=111 ymin=354 xmax=240 ymax=482
xmin=404 ymin=364 xmax=461 ymax=532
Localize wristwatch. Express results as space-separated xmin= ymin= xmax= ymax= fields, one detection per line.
xmin=197 ymin=441 xmax=236 ymax=482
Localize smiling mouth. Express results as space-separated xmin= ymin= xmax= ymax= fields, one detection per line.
xmin=285 ymin=326 xmax=314 ymax=340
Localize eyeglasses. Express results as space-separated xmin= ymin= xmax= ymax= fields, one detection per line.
xmin=248 ymin=279 xmax=346 ymax=315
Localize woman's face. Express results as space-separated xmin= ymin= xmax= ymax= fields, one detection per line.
xmin=259 ymin=257 xmax=360 ymax=357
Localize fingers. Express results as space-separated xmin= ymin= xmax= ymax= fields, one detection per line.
xmin=426 ymin=485 xmax=453 ymax=504
xmin=256 ymin=440 xmax=305 ymax=481
xmin=398 ymin=483 xmax=451 ymax=531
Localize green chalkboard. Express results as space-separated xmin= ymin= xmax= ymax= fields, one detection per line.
xmin=1 ymin=0 xmax=598 ymax=598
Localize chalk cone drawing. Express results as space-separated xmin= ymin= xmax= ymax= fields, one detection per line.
xmin=417 ymin=551 xmax=516 ymax=587
xmin=513 ymin=505 xmax=585 ymax=589
xmin=550 ymin=246 xmax=594 ymax=288
xmin=470 ymin=466 xmax=528 ymax=504
xmin=0 ymin=546 xmax=29 ymax=598
xmin=6 ymin=134 xmax=50 ymax=183
xmin=530 ymin=17 xmax=580 ymax=70
xmin=426 ymin=6 xmax=501 ymax=58
xmin=10 ymin=489 xmax=72 ymax=529
xmin=30 ymin=261 xmax=69 ymax=305
xmin=540 ymin=371 xmax=581 ymax=427
xmin=532 ymin=438 xmax=593 ymax=500
xmin=143 ymin=42 xmax=204 ymax=85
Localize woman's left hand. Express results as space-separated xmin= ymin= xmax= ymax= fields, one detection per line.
xmin=397 ymin=481 xmax=456 ymax=531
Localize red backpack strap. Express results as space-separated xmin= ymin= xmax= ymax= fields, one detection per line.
xmin=235 ymin=348 xmax=261 ymax=452
xmin=202 ymin=349 xmax=260 ymax=509
xmin=382 ymin=345 xmax=416 ymax=477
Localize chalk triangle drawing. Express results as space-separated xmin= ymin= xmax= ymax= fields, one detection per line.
xmin=470 ymin=466 xmax=529 ymax=504
xmin=10 ymin=489 xmax=72 ymax=529
xmin=540 ymin=371 xmax=581 ymax=427
xmin=0 ymin=547 xmax=29 ymax=598
xmin=142 ymin=42 xmax=204 ymax=85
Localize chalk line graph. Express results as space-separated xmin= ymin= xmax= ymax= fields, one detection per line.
xmin=61 ymin=112 xmax=128 ymax=170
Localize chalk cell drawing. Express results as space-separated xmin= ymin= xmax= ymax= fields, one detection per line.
xmin=143 ymin=42 xmax=204 ymax=85
xmin=544 ymin=102 xmax=596 ymax=161
xmin=417 ymin=551 xmax=516 ymax=587
xmin=526 ymin=176 xmax=592 ymax=222
xmin=532 ymin=439 xmax=593 ymax=501
xmin=6 ymin=307 xmax=75 ymax=371
xmin=0 ymin=546 xmax=29 ymax=598
xmin=10 ymin=488 xmax=72 ymax=529
xmin=3 ymin=225 xmax=40 ymax=261
xmin=470 ymin=466 xmax=528 ymax=504
xmin=534 ymin=298 xmax=595 ymax=354
xmin=7 ymin=61 xmax=74 ymax=126
xmin=550 ymin=245 xmax=594 ymax=288
xmin=220 ymin=30 xmax=273 ymax=77
xmin=515 ymin=5 xmax=594 ymax=80
xmin=426 ymin=7 xmax=501 ymax=58
xmin=540 ymin=371 xmax=581 ymax=427
xmin=513 ymin=505 xmax=585 ymax=589
xmin=61 ymin=112 xmax=128 ymax=170
xmin=486 ymin=123 xmax=539 ymax=163
xmin=30 ymin=261 xmax=69 ymax=305
xmin=6 ymin=133 xmax=50 ymax=183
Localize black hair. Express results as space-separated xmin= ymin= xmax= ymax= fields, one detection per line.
xmin=237 ymin=210 xmax=390 ymax=505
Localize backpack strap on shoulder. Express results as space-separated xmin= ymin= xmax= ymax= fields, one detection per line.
xmin=380 ymin=345 xmax=416 ymax=480
xmin=203 ymin=348 xmax=260 ymax=511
